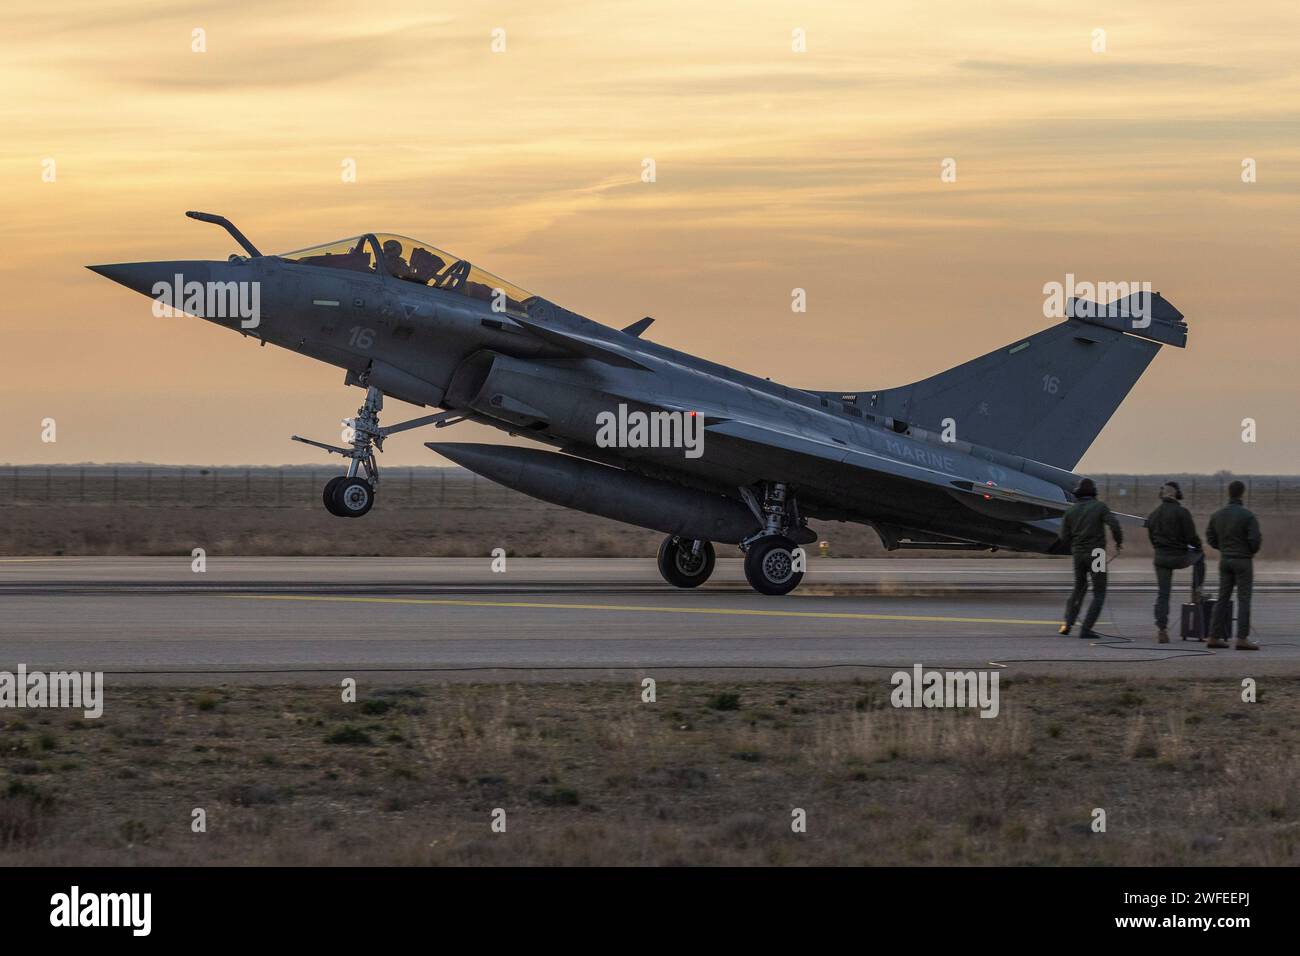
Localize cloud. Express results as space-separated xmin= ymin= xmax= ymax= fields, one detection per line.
xmin=957 ymin=58 xmax=1273 ymax=86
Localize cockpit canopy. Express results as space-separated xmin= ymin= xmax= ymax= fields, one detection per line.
xmin=277 ymin=234 xmax=535 ymax=314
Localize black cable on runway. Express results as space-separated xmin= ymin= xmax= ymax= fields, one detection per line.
xmin=96 ymin=654 xmax=1233 ymax=677
xmin=984 ymin=552 xmax=1214 ymax=667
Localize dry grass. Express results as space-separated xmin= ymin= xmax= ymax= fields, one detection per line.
xmin=1 ymin=677 xmax=1297 ymax=865
xmin=9 ymin=499 xmax=1300 ymax=559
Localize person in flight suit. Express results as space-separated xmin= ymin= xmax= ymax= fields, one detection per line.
xmin=1146 ymin=480 xmax=1205 ymax=643
xmin=1206 ymin=480 xmax=1262 ymax=650
xmin=381 ymin=239 xmax=412 ymax=279
xmin=1058 ymin=477 xmax=1124 ymax=639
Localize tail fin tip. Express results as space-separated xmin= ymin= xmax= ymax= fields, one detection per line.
xmin=1066 ymin=290 xmax=1187 ymax=348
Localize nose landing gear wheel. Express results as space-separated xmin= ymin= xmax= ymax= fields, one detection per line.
xmin=657 ymin=536 xmax=716 ymax=588
xmin=322 ymin=476 xmax=346 ymax=516
xmin=297 ymin=385 xmax=388 ymax=518
xmin=743 ymin=535 xmax=803 ymax=595
xmin=332 ymin=477 xmax=374 ymax=517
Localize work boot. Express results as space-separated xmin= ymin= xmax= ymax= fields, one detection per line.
xmin=1157 ymin=628 xmax=1169 ymax=644
xmin=1206 ymin=636 xmax=1230 ymax=649
xmin=1235 ymin=638 xmax=1260 ymax=651
xmin=1058 ymin=623 xmax=1071 ymax=636
xmin=1078 ymin=630 xmax=1098 ymax=640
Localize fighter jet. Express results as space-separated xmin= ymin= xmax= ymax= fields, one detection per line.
xmin=89 ymin=212 xmax=1188 ymax=595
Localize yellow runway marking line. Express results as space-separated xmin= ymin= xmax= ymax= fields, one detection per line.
xmin=225 ymin=593 xmax=1058 ymax=626
xmin=0 ymin=557 xmax=66 ymax=563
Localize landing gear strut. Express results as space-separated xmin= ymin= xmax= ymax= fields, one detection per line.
xmin=739 ymin=481 xmax=806 ymax=595
xmin=293 ymin=385 xmax=466 ymax=518
xmin=296 ymin=386 xmax=382 ymax=517
xmin=657 ymin=535 xmax=716 ymax=588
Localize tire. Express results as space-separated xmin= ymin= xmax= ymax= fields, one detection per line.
xmin=322 ymin=476 xmax=346 ymax=516
xmin=332 ymin=477 xmax=375 ymax=517
xmin=743 ymin=535 xmax=804 ymax=595
xmin=656 ymin=536 xmax=716 ymax=588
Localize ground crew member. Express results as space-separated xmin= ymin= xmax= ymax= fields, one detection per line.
xmin=1206 ymin=480 xmax=1262 ymax=650
xmin=1146 ymin=480 xmax=1205 ymax=643
xmin=1058 ymin=477 xmax=1123 ymax=639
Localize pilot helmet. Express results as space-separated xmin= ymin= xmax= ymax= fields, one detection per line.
xmin=382 ymin=239 xmax=403 ymax=257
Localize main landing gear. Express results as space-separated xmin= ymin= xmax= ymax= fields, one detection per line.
xmin=655 ymin=481 xmax=809 ymax=596
xmin=739 ymin=481 xmax=806 ymax=595
xmin=292 ymin=384 xmax=462 ymax=518
xmin=743 ymin=535 xmax=803 ymax=596
xmin=656 ymin=536 xmax=716 ymax=588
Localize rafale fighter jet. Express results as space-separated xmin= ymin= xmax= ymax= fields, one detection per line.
xmin=89 ymin=212 xmax=1188 ymax=595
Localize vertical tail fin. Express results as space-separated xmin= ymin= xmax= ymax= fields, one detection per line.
xmin=834 ymin=292 xmax=1186 ymax=470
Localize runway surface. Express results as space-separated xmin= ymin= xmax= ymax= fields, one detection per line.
xmin=3 ymin=557 xmax=1298 ymax=681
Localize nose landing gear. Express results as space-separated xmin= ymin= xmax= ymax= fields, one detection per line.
xmin=300 ymin=388 xmax=383 ymax=518
xmin=294 ymin=385 xmax=466 ymax=518
xmin=323 ymin=475 xmax=375 ymax=517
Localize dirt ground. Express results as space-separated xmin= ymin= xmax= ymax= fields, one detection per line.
xmin=7 ymin=499 xmax=1298 ymax=560
xmin=2 ymin=677 xmax=1295 ymax=866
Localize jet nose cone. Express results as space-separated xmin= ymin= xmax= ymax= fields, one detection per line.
xmin=86 ymin=260 xmax=213 ymax=299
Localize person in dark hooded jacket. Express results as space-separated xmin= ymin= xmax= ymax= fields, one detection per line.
xmin=1057 ymin=477 xmax=1123 ymax=639
xmin=1145 ymin=480 xmax=1205 ymax=643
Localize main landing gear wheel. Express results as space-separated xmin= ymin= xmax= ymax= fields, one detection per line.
xmin=332 ymin=477 xmax=375 ymax=517
xmin=657 ymin=536 xmax=716 ymax=588
xmin=744 ymin=535 xmax=803 ymax=596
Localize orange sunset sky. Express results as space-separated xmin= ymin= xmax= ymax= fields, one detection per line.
xmin=1 ymin=0 xmax=1298 ymax=471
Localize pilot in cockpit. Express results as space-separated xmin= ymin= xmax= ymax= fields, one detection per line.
xmin=382 ymin=239 xmax=412 ymax=279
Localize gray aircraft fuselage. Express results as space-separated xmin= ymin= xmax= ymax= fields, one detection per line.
xmin=91 ymin=217 xmax=1187 ymax=578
